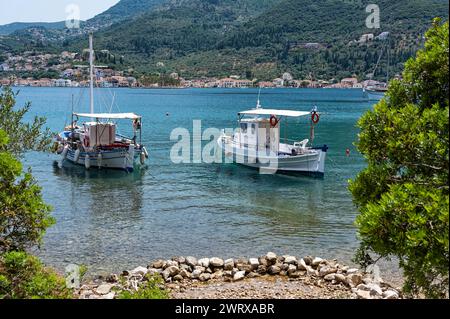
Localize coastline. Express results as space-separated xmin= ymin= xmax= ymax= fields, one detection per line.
xmin=75 ymin=253 xmax=403 ymax=300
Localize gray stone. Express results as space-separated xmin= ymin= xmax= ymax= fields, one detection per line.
xmin=284 ymin=256 xmax=298 ymax=265
xmin=324 ymin=274 xmax=336 ymax=281
xmin=298 ymin=259 xmax=308 ymax=271
xmin=266 ymin=252 xmax=277 ymax=264
xmin=130 ymin=266 xmax=148 ymax=276
xmin=347 ymin=274 xmax=363 ymax=287
xmin=199 ymin=273 xmax=211 ymax=282
xmin=383 ymin=290 xmax=399 ymax=299
xmin=233 ymin=271 xmax=246 ymax=281
xmin=247 ymin=272 xmax=260 ymax=278
xmin=346 ymin=268 xmax=359 ymax=275
xmin=311 ymin=257 xmax=324 ymax=267
xmin=212 ymin=271 xmax=223 ymax=279
xmin=164 ymin=260 xmax=178 ymax=269
xmin=180 ymin=264 xmax=191 ymax=272
xmin=191 ymin=269 xmax=203 ymax=279
xmin=172 ymin=256 xmax=186 ymax=264
xmin=249 ymin=258 xmax=260 ymax=270
xmin=147 ymin=268 xmax=162 ymax=276
xmin=194 ymin=266 xmax=206 ymax=272
xmin=319 ymin=266 xmax=337 ymax=277
xmin=356 ymin=284 xmax=369 ymax=291
xmin=256 ymin=265 xmax=267 ymax=275
xmin=237 ymin=264 xmax=252 ymax=273
xmin=173 ymin=275 xmax=184 ymax=282
xmin=268 ymin=265 xmax=281 ymax=275
xmin=367 ymin=283 xmax=383 ymax=296
xmin=205 ymin=267 xmax=213 ymax=274
xmin=306 ymin=266 xmax=317 ymax=277
xmin=356 ymin=289 xmax=372 ymax=299
xmin=258 ymin=256 xmax=269 ymax=267
xmin=281 ymin=263 xmax=290 ymax=271
xmin=179 ymin=269 xmax=191 ymax=278
xmin=288 ymin=271 xmax=301 ymax=278
xmin=210 ymin=257 xmax=224 ymax=268
xmin=185 ymin=256 xmax=198 ymax=267
xmin=96 ymin=283 xmax=113 ymax=295
xmin=162 ymin=266 xmax=179 ymax=280
xmin=236 ymin=258 xmax=249 ymax=265
xmin=224 ymin=259 xmax=234 ymax=271
xmin=198 ymin=258 xmax=210 ymax=268
xmin=287 ymin=264 xmax=297 ymax=275
xmin=303 ymin=256 xmax=313 ymax=265
xmin=334 ymin=274 xmax=346 ymax=284
xmin=280 ymin=270 xmax=287 ymax=276
xmin=151 ymin=259 xmax=165 ymax=269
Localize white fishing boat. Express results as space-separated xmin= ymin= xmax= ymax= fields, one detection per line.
xmin=217 ymin=100 xmax=328 ymax=176
xmin=55 ymin=33 xmax=148 ymax=172
xmin=364 ymin=85 xmax=388 ymax=101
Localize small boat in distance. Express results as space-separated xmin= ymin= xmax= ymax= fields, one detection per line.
xmin=217 ymin=99 xmax=328 ymax=176
xmin=364 ymin=84 xmax=388 ymax=101
xmin=56 ymin=33 xmax=148 ymax=172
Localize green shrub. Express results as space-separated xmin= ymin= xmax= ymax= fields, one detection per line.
xmin=0 ymin=251 xmax=73 ymax=299
xmin=117 ymin=274 xmax=168 ymax=299
xmin=349 ymin=19 xmax=449 ymax=298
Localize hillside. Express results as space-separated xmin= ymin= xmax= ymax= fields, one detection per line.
xmin=0 ymin=22 xmax=66 ymax=35
xmin=1 ymin=0 xmax=448 ymax=81
xmin=74 ymin=0 xmax=448 ymax=80
xmin=87 ymin=0 xmax=166 ymax=29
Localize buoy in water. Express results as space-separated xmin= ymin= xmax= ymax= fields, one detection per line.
xmin=346 ymin=148 xmax=350 ymax=157
xmin=140 ymin=152 xmax=146 ymax=165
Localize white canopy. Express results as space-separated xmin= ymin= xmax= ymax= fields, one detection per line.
xmin=238 ymin=108 xmax=310 ymax=117
xmin=74 ymin=113 xmax=141 ymax=120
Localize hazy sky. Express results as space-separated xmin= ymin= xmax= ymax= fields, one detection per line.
xmin=0 ymin=0 xmax=120 ymax=25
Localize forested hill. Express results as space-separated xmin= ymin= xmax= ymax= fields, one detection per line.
xmin=87 ymin=0 xmax=167 ymax=28
xmin=73 ymin=0 xmax=448 ymax=80
xmin=1 ymin=0 xmax=449 ymax=81
xmin=0 ymin=22 xmax=66 ymax=36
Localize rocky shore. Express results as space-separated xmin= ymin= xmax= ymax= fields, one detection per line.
xmin=75 ymin=253 xmax=402 ymax=300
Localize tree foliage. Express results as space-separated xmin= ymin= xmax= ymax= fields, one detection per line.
xmin=0 ymin=86 xmax=53 ymax=157
xmin=0 ymin=251 xmax=72 ymax=299
xmin=0 ymin=129 xmax=54 ymax=254
xmin=349 ymin=19 xmax=449 ymax=298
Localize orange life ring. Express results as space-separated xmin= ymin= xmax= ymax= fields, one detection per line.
xmin=311 ymin=112 xmax=320 ymax=124
xmin=83 ymin=136 xmax=90 ymax=148
xmin=270 ymin=115 xmax=279 ymax=127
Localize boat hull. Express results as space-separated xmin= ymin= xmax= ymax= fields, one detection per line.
xmin=218 ymin=139 xmax=327 ymax=176
xmin=64 ymin=148 xmax=142 ymax=172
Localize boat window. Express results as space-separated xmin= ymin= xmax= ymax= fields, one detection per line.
xmin=240 ymin=123 xmax=248 ymax=133
xmin=251 ymin=124 xmax=256 ymax=135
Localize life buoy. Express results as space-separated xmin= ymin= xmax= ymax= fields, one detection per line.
xmin=270 ymin=115 xmax=279 ymax=127
xmin=133 ymin=119 xmax=141 ymax=130
xmin=311 ymin=112 xmax=320 ymax=124
xmin=83 ymin=136 xmax=90 ymax=148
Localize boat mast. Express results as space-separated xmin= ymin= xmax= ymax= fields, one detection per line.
xmin=89 ymin=32 xmax=94 ymax=119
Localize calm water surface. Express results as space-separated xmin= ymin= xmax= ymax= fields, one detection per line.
xmin=17 ymin=87 xmax=379 ymax=276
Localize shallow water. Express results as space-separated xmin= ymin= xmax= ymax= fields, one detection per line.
xmin=16 ymin=87 xmax=384 ymax=276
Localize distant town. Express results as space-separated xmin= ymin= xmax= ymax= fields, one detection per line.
xmin=0 ymin=49 xmax=388 ymax=89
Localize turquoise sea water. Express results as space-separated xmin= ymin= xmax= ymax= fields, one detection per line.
xmin=17 ymin=87 xmax=376 ymax=276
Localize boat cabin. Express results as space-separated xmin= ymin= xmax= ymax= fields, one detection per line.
xmin=236 ymin=109 xmax=311 ymax=155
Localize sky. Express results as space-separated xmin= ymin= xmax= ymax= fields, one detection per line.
xmin=0 ymin=0 xmax=120 ymax=25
